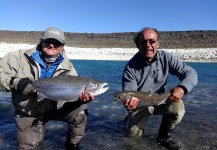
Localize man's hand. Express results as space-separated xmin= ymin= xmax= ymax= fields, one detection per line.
xmin=169 ymin=86 xmax=185 ymax=102
xmin=17 ymin=78 xmax=36 ymax=95
xmin=123 ymin=97 xmax=139 ymax=111
xmin=79 ymin=91 xmax=94 ymax=103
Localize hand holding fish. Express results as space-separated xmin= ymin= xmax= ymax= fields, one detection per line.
xmin=123 ymin=97 xmax=139 ymax=111
xmin=169 ymin=86 xmax=185 ymax=102
xmin=79 ymin=91 xmax=94 ymax=103
xmin=17 ymin=78 xmax=37 ymax=95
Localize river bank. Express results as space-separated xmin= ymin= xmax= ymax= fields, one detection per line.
xmin=0 ymin=43 xmax=216 ymax=62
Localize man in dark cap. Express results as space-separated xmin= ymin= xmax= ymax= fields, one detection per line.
xmin=0 ymin=27 xmax=92 ymax=150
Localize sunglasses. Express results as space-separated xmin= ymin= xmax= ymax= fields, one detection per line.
xmin=139 ymin=39 xmax=157 ymax=45
xmin=43 ymin=39 xmax=63 ymax=48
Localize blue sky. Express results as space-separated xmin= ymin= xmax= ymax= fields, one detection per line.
xmin=0 ymin=0 xmax=217 ymax=33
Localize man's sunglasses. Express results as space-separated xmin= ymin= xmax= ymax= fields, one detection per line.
xmin=139 ymin=39 xmax=157 ymax=45
xmin=43 ymin=39 xmax=63 ymax=48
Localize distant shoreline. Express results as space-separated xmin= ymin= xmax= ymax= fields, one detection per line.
xmin=0 ymin=43 xmax=217 ymax=62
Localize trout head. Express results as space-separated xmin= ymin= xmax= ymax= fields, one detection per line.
xmin=113 ymin=91 xmax=132 ymax=102
xmin=85 ymin=82 xmax=109 ymax=96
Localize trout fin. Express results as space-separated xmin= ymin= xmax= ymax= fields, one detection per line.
xmin=158 ymin=99 xmax=167 ymax=105
xmin=57 ymin=100 xmax=66 ymax=109
xmin=148 ymin=106 xmax=155 ymax=114
xmin=37 ymin=92 xmax=46 ymax=101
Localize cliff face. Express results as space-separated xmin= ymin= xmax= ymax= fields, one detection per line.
xmin=0 ymin=30 xmax=217 ymax=48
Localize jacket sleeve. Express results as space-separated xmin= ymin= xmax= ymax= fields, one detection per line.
xmin=0 ymin=51 xmax=22 ymax=91
xmin=122 ymin=62 xmax=138 ymax=91
xmin=168 ymin=53 xmax=198 ymax=93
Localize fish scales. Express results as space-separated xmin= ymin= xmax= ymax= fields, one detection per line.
xmin=32 ymin=75 xmax=109 ymax=108
xmin=113 ymin=91 xmax=171 ymax=107
xmin=34 ymin=75 xmax=91 ymax=86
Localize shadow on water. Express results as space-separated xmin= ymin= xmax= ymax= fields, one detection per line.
xmin=0 ymin=61 xmax=217 ymax=150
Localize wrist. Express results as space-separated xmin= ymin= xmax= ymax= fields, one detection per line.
xmin=177 ymin=85 xmax=187 ymax=94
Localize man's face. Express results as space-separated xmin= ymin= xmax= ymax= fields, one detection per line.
xmin=42 ymin=38 xmax=64 ymax=58
xmin=138 ymin=29 xmax=159 ymax=62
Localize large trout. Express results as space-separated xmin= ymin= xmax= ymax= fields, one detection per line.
xmin=33 ymin=75 xmax=109 ymax=108
xmin=113 ymin=91 xmax=170 ymax=107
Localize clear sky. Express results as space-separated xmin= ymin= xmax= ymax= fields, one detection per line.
xmin=0 ymin=0 xmax=217 ymax=33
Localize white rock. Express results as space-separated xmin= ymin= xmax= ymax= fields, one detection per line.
xmin=0 ymin=43 xmax=217 ymax=62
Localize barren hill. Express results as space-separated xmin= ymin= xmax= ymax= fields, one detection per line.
xmin=0 ymin=30 xmax=217 ymax=48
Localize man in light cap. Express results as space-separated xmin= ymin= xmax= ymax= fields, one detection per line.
xmin=0 ymin=27 xmax=93 ymax=150
xmin=42 ymin=27 xmax=65 ymax=44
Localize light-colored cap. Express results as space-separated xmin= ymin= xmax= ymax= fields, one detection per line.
xmin=42 ymin=27 xmax=65 ymax=44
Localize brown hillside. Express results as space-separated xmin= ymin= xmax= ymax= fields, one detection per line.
xmin=0 ymin=30 xmax=217 ymax=48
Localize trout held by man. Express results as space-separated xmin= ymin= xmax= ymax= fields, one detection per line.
xmin=33 ymin=75 xmax=109 ymax=108
xmin=113 ymin=91 xmax=170 ymax=107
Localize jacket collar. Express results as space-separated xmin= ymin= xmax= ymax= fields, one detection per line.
xmin=24 ymin=46 xmax=72 ymax=70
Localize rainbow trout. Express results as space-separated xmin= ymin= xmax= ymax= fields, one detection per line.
xmin=33 ymin=75 xmax=109 ymax=108
xmin=113 ymin=91 xmax=170 ymax=107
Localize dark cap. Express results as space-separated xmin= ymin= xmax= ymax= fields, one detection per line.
xmin=42 ymin=27 xmax=65 ymax=44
